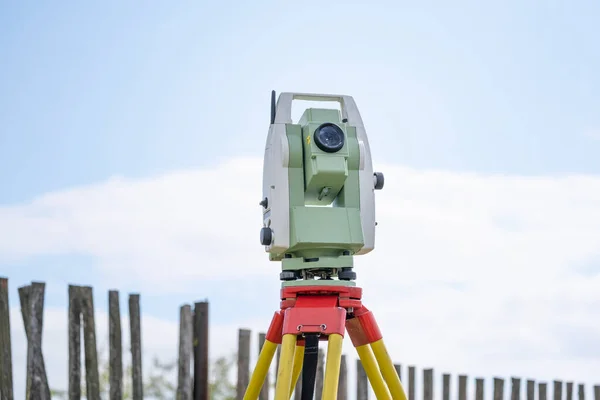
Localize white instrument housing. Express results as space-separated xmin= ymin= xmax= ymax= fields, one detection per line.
xmin=261 ymin=92 xmax=377 ymax=258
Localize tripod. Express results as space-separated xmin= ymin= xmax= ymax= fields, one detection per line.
xmin=242 ymin=284 xmax=408 ymax=400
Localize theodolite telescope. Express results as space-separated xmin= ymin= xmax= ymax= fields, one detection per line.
xmin=259 ymin=91 xmax=384 ymax=285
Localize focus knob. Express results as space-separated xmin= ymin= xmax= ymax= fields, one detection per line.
xmin=260 ymin=227 xmax=273 ymax=246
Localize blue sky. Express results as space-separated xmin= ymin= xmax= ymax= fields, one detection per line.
xmin=1 ymin=1 xmax=600 ymax=396
xmin=2 ymin=0 xmax=599 ymax=204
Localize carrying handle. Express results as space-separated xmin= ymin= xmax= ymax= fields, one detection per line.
xmin=270 ymin=90 xmax=365 ymax=128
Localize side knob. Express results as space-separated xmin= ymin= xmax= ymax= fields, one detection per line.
xmin=260 ymin=227 xmax=273 ymax=246
xmin=374 ymin=172 xmax=384 ymax=190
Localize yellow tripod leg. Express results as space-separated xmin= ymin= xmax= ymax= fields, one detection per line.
xmin=371 ymin=339 xmax=407 ymax=400
xmin=356 ymin=344 xmax=392 ymax=400
xmin=274 ymin=334 xmax=297 ymax=400
xmin=243 ymin=339 xmax=279 ymax=400
xmin=322 ymin=333 xmax=344 ymax=400
xmin=289 ymin=343 xmax=305 ymax=398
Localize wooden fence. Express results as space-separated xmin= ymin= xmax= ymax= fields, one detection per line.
xmin=0 ymin=277 xmax=599 ymax=400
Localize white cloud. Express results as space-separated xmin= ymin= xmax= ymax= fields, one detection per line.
xmin=2 ymin=157 xmax=600 ymax=399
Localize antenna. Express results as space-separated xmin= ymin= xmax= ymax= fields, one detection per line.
xmin=270 ymin=90 xmax=276 ymax=124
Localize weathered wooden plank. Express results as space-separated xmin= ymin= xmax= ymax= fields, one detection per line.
xmin=356 ymin=359 xmax=368 ymax=400
xmin=566 ymin=382 xmax=573 ymax=400
xmin=20 ymin=282 xmax=51 ymax=400
xmin=80 ymin=286 xmax=100 ymax=400
xmin=0 ymin=277 xmax=14 ymax=400
xmin=540 ymin=382 xmax=548 ymax=400
xmin=442 ymin=374 xmax=450 ymax=400
xmin=108 ymin=290 xmax=122 ymax=400
xmin=258 ymin=332 xmax=269 ymax=400
xmin=527 ymin=380 xmax=536 ymax=400
xmin=494 ymin=378 xmax=504 ymax=400
xmin=68 ymin=285 xmax=82 ymax=400
xmin=512 ymin=378 xmax=521 ymax=400
xmin=337 ymin=354 xmax=347 ymax=400
xmin=423 ymin=368 xmax=433 ymax=400
xmin=274 ymin=345 xmax=281 ymax=385
xmin=395 ymin=364 xmax=402 ymax=382
xmin=237 ymin=328 xmax=251 ymax=400
xmin=193 ymin=301 xmax=209 ymax=400
xmin=476 ymin=378 xmax=485 ymax=400
xmin=294 ymin=354 xmax=302 ymax=400
xmin=408 ymin=366 xmax=415 ymax=400
xmin=578 ymin=384 xmax=584 ymax=400
xmin=555 ymin=381 xmax=563 ymax=400
xmin=459 ymin=375 xmax=467 ymax=400
xmin=129 ymin=294 xmax=143 ymax=400
xmin=315 ymin=349 xmax=324 ymax=400
xmin=177 ymin=304 xmax=193 ymax=400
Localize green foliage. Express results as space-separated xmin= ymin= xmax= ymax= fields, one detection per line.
xmin=50 ymin=343 xmax=177 ymax=400
xmin=50 ymin=347 xmax=240 ymax=400
xmin=145 ymin=357 xmax=177 ymax=400
xmin=209 ymin=352 xmax=237 ymax=400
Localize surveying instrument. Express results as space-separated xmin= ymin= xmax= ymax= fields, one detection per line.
xmin=244 ymin=91 xmax=407 ymax=400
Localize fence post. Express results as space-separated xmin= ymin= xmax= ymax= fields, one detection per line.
xmin=540 ymin=383 xmax=548 ymax=400
xmin=356 ymin=359 xmax=368 ymax=400
xmin=0 ymin=277 xmax=14 ymax=400
xmin=594 ymin=385 xmax=600 ymax=400
xmin=423 ymin=368 xmax=433 ymax=400
xmin=395 ymin=364 xmax=402 ymax=381
xmin=512 ymin=378 xmax=521 ymax=400
xmin=408 ymin=366 xmax=415 ymax=400
xmin=566 ymin=383 xmax=573 ymax=400
xmin=527 ymin=380 xmax=536 ymax=400
xmin=68 ymin=285 xmax=82 ymax=400
xmin=193 ymin=301 xmax=209 ymax=400
xmin=494 ymin=378 xmax=504 ymax=400
xmin=443 ymin=374 xmax=450 ymax=400
xmin=337 ymin=354 xmax=347 ymax=400
xmin=476 ymin=378 xmax=484 ymax=400
xmin=237 ymin=328 xmax=251 ymax=400
xmin=555 ymin=381 xmax=563 ymax=400
xmin=129 ymin=294 xmax=143 ymax=400
xmin=294 ymin=364 xmax=302 ymax=400
xmin=19 ymin=282 xmax=51 ymax=400
xmin=315 ymin=349 xmax=325 ymax=400
xmin=80 ymin=286 xmax=100 ymax=400
xmin=578 ymin=384 xmax=584 ymax=400
xmin=109 ymin=290 xmax=122 ymax=400
xmin=258 ymin=332 xmax=269 ymax=400
xmin=459 ymin=375 xmax=468 ymax=400
xmin=177 ymin=305 xmax=193 ymax=400
xmin=274 ymin=345 xmax=281 ymax=385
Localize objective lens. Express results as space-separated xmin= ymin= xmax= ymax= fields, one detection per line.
xmin=314 ymin=123 xmax=345 ymax=153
